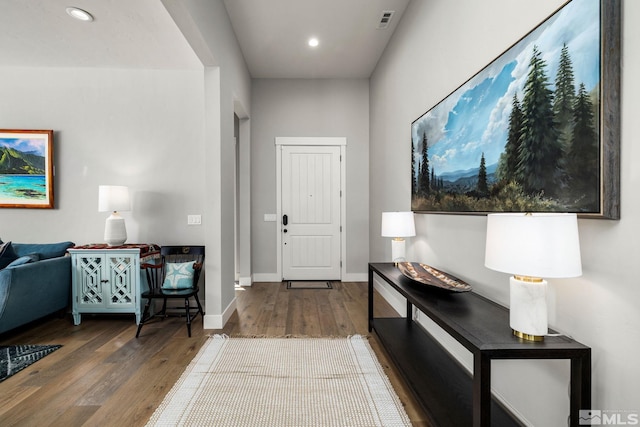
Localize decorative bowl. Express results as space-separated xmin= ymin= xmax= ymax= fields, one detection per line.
xmin=397 ymin=262 xmax=472 ymax=292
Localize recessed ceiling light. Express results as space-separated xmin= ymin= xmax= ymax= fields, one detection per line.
xmin=308 ymin=38 xmax=319 ymax=48
xmin=66 ymin=7 xmax=94 ymax=22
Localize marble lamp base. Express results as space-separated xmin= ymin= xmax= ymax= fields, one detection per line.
xmin=391 ymin=238 xmax=406 ymax=264
xmin=509 ymin=276 xmax=548 ymax=341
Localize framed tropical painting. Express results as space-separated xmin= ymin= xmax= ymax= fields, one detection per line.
xmin=411 ymin=0 xmax=620 ymax=219
xmin=0 ymin=129 xmax=54 ymax=208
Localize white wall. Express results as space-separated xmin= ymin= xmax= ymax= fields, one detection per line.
xmin=0 ymin=67 xmax=205 ymax=246
xmin=251 ymin=79 xmax=370 ymax=281
xmin=370 ymin=0 xmax=639 ymax=425
xmin=0 ymin=0 xmax=252 ymax=329
xmin=163 ymin=0 xmax=252 ymax=326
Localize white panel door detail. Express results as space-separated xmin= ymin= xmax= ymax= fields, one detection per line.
xmin=281 ymin=145 xmax=341 ymax=280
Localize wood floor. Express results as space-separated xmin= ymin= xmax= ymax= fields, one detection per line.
xmin=0 ymin=281 xmax=430 ymax=426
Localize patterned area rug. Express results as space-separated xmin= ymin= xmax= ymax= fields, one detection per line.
xmin=146 ymin=335 xmax=410 ymax=426
xmin=0 ymin=344 xmax=62 ymax=383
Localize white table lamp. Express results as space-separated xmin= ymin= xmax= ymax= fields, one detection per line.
xmin=485 ymin=213 xmax=582 ymax=341
xmin=381 ymin=211 xmax=416 ymax=264
xmin=98 ymin=185 xmax=131 ymax=246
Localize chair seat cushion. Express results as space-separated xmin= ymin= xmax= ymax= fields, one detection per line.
xmin=161 ymin=261 xmax=196 ymax=290
xmin=142 ymin=287 xmax=198 ymax=298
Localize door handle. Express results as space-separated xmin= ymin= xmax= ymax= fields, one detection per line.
xmin=283 ymin=214 xmax=288 ymax=226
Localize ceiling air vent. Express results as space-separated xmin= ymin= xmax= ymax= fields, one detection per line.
xmin=377 ymin=10 xmax=395 ymax=29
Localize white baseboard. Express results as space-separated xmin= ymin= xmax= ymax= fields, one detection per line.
xmin=253 ymin=273 xmax=281 ymax=282
xmin=203 ymin=295 xmax=237 ymax=329
xmin=253 ymin=273 xmax=367 ymax=283
xmin=341 ymin=272 xmax=368 ymax=282
xmin=239 ymin=275 xmax=253 ymax=287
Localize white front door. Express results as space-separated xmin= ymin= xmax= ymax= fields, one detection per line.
xmin=281 ymin=145 xmax=341 ymax=280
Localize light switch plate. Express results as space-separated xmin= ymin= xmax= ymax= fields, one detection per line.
xmin=264 ymin=214 xmax=277 ymax=222
xmin=188 ymin=214 xmax=202 ymax=225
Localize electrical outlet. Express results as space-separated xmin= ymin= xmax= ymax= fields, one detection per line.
xmin=187 ymin=214 xmax=202 ymax=225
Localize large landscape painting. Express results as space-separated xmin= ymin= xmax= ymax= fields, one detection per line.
xmin=411 ymin=0 xmax=620 ymax=218
xmin=0 ymin=130 xmax=54 ymax=208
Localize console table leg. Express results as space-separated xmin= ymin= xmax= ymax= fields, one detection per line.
xmin=473 ymin=353 xmax=492 ymax=427
xmin=368 ymin=267 xmax=374 ymax=332
xmin=570 ymin=351 xmax=592 ymax=427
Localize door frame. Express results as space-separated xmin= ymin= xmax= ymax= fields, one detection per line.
xmin=275 ymin=137 xmax=346 ymax=281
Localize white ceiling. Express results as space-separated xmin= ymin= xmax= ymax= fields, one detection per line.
xmin=223 ymin=0 xmax=410 ymax=78
xmin=0 ymin=0 xmax=201 ymax=69
xmin=0 ymin=0 xmax=409 ymax=78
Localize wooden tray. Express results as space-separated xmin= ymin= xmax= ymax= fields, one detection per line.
xmin=397 ymin=262 xmax=472 ymax=292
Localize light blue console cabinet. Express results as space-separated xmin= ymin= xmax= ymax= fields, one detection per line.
xmin=69 ymin=244 xmax=159 ymax=325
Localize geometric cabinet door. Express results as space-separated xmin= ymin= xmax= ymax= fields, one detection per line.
xmin=76 ymin=254 xmax=135 ymax=306
xmin=107 ymin=255 xmax=136 ymax=305
xmin=69 ymin=247 xmax=149 ymax=325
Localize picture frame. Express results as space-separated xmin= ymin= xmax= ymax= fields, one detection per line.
xmin=0 ymin=129 xmax=54 ymax=209
xmin=411 ymin=0 xmax=620 ymax=219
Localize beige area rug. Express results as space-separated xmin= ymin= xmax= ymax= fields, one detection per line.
xmin=146 ymin=335 xmax=411 ymax=426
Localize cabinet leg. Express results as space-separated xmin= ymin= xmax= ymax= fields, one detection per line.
xmin=73 ymin=313 xmax=81 ymax=326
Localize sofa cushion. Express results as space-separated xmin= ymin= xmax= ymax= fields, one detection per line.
xmin=12 ymin=242 xmax=74 ymax=260
xmin=6 ymin=254 xmax=40 ymax=268
xmin=0 ymin=242 xmax=18 ymax=269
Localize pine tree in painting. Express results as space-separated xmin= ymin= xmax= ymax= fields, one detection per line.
xmin=431 ymin=168 xmax=435 ymax=191
xmin=477 ymin=152 xmax=489 ymax=196
xmin=419 ymin=132 xmax=430 ymax=196
xmin=502 ymin=94 xmax=523 ymax=183
xmin=553 ymin=43 xmax=576 ymax=145
xmin=517 ymin=46 xmax=562 ymax=196
xmin=411 ymin=140 xmax=417 ymax=196
xmin=566 ymin=83 xmax=599 ymax=205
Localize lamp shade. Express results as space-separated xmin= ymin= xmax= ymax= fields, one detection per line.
xmin=98 ymin=185 xmax=131 ymax=212
xmin=485 ymin=213 xmax=582 ymax=278
xmin=381 ymin=212 xmax=416 ymax=238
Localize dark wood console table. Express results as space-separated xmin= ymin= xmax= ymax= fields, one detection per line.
xmin=368 ymin=263 xmax=591 ymax=427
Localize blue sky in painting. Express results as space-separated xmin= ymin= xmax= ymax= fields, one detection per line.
xmin=412 ymin=0 xmax=600 ymax=176
xmin=0 ymin=137 xmax=46 ymax=157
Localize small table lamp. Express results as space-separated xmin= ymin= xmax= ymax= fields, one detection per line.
xmin=98 ymin=185 xmax=131 ymax=246
xmin=381 ymin=211 xmax=416 ymax=264
xmin=485 ymin=213 xmax=582 ymax=341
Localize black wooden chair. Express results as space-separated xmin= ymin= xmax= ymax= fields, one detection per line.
xmin=135 ymin=245 xmax=205 ymax=338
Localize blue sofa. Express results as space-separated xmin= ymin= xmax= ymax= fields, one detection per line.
xmin=0 ymin=240 xmax=74 ymax=335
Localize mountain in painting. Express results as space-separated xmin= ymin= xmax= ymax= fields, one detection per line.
xmin=439 ymin=163 xmax=498 ymax=183
xmin=0 ymin=147 xmax=46 ymax=175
